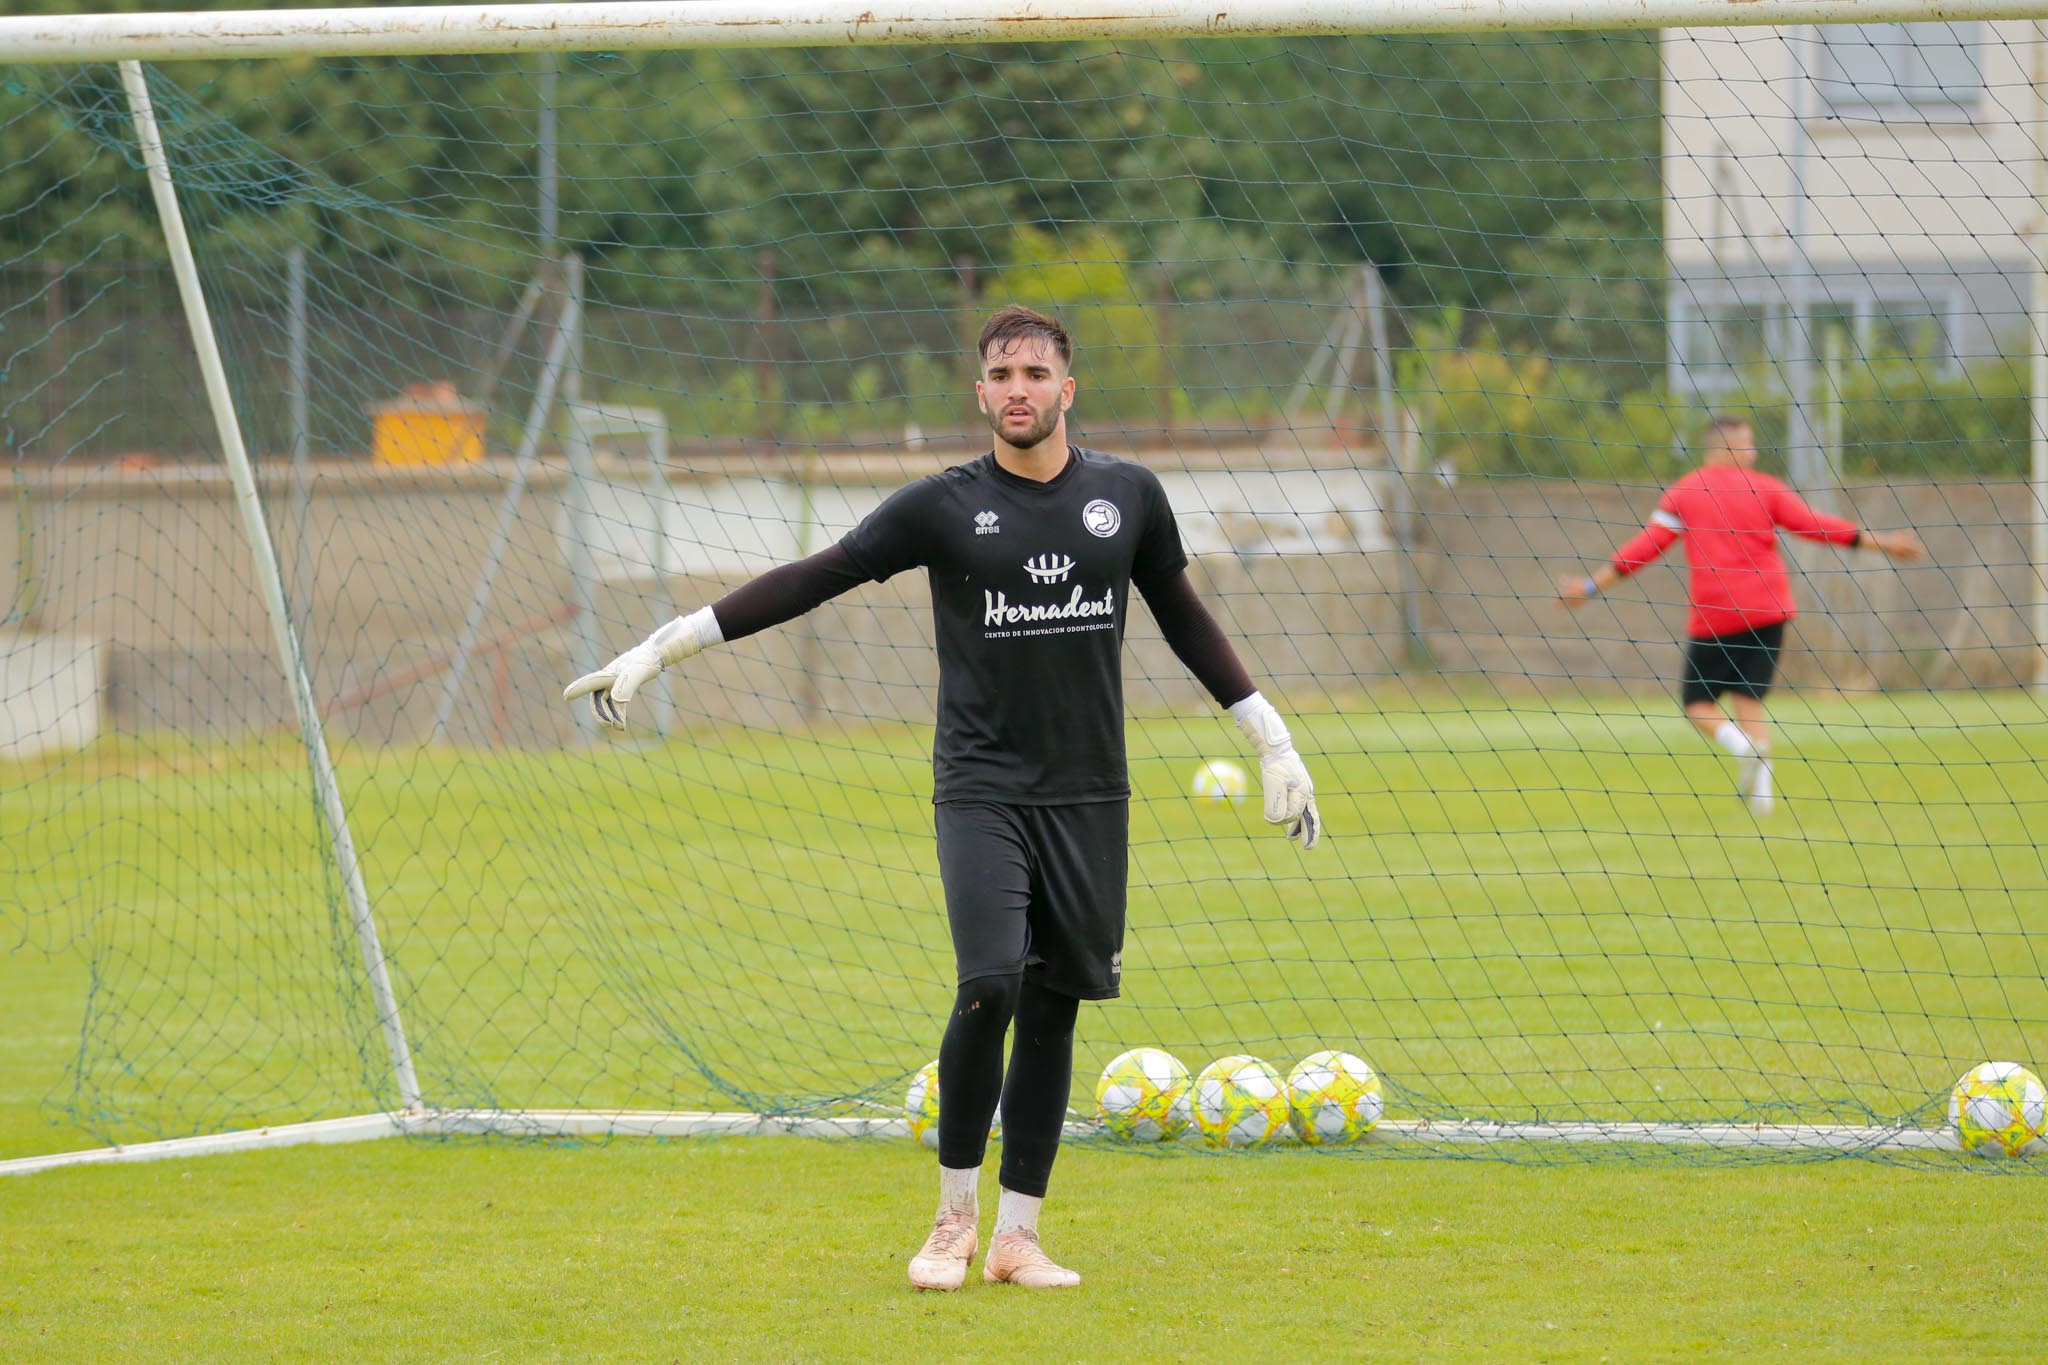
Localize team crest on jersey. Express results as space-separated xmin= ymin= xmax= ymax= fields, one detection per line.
xmin=1024 ymin=553 xmax=1077 ymax=585
xmin=974 ymin=510 xmax=1001 ymax=535
xmin=1081 ymin=499 xmax=1121 ymax=537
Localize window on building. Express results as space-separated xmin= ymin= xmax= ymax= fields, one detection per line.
xmin=1683 ymin=302 xmax=1771 ymax=374
xmin=1672 ymin=293 xmax=1960 ymax=392
xmin=1816 ymin=22 xmax=1982 ymax=116
xmin=1806 ymin=302 xmax=1861 ymax=363
xmin=1864 ymin=299 xmax=1955 ymax=368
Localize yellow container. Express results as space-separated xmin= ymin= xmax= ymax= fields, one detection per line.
xmin=370 ymin=382 xmax=485 ymax=466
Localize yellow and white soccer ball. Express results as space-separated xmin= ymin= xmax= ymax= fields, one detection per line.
xmin=1285 ymin=1049 xmax=1385 ymax=1145
xmin=1192 ymin=1054 xmax=1290 ymax=1148
xmin=1948 ymin=1061 xmax=2047 ymax=1157
xmin=906 ymin=1059 xmax=998 ymax=1148
xmin=906 ymin=1059 xmax=943 ymax=1149
xmin=1095 ymin=1046 xmax=1193 ymax=1142
xmin=1190 ymin=759 xmax=1249 ymax=803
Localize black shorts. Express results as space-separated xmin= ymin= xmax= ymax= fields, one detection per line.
xmin=1680 ymin=621 xmax=1786 ymax=706
xmin=934 ymin=799 xmax=1128 ymax=1001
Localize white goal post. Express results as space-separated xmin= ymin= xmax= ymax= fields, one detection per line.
xmin=5 ymin=0 xmax=2048 ymax=1174
xmin=0 ymin=0 xmax=2041 ymax=64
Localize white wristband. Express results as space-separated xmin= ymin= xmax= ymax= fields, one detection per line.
xmin=647 ymin=605 xmax=723 ymax=668
xmin=1229 ymin=690 xmax=1293 ymax=757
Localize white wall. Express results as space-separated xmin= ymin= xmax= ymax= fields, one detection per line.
xmin=0 ymin=633 xmax=100 ymax=759
xmin=1664 ymin=21 xmax=2043 ymax=275
xmin=563 ymin=458 xmax=1393 ymax=583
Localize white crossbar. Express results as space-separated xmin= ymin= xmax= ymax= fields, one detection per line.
xmin=0 ymin=2 xmax=2041 ymax=65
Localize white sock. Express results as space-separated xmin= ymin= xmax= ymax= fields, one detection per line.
xmin=1712 ymin=720 xmax=1756 ymax=759
xmin=938 ymin=1164 xmax=979 ymax=1220
xmin=1751 ymin=757 xmax=1774 ymax=804
xmin=993 ymin=1188 xmax=1042 ymax=1239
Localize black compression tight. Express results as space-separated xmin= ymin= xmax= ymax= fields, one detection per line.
xmin=997 ymin=979 xmax=1079 ymax=1198
xmin=935 ymin=974 xmax=1080 ymax=1199
xmin=936 ymin=974 xmax=1019 ymax=1174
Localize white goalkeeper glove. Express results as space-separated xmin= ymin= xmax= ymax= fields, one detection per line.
xmin=1231 ymin=691 xmax=1322 ymax=849
xmin=562 ymin=606 xmax=721 ymax=731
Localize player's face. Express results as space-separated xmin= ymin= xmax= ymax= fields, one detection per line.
xmin=1706 ymin=424 xmax=1759 ymax=469
xmin=1722 ymin=426 xmax=1760 ymax=468
xmin=976 ymin=337 xmax=1075 ymax=450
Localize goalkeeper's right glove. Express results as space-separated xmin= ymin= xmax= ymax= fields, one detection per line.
xmin=562 ymin=606 xmax=721 ymax=731
xmin=1230 ymin=691 xmax=1323 ymax=850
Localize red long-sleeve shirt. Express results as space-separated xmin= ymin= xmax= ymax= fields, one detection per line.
xmin=1610 ymin=465 xmax=1860 ymax=639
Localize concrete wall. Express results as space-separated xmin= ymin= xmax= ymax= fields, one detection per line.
xmin=1409 ymin=477 xmax=2041 ymax=697
xmin=3 ymin=449 xmax=2039 ymax=750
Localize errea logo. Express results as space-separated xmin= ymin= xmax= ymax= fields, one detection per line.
xmin=1024 ymin=553 xmax=1077 ymax=584
xmin=974 ymin=510 xmax=1001 ymax=535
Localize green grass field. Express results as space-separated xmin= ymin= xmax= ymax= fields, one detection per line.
xmin=5 ymin=691 xmax=2048 ymax=1356
xmin=7 ymin=690 xmax=2046 ymax=1152
xmin=2 ymin=1137 xmax=2042 ymax=1359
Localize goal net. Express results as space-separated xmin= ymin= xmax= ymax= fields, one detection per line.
xmin=3 ymin=8 xmax=2045 ymax=1162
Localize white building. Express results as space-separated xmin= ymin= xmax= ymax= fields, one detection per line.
xmin=1664 ymin=20 xmax=2042 ymax=390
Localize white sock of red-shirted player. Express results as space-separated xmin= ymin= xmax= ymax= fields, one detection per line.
xmin=1712 ymin=720 xmax=1755 ymax=760
xmin=1746 ymin=752 xmax=1774 ymax=815
xmin=1712 ymin=720 xmax=1770 ymax=811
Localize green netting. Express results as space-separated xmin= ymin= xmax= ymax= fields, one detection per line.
xmin=2 ymin=21 xmax=2045 ymax=1166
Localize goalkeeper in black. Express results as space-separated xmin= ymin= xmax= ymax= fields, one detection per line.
xmin=565 ymin=305 xmax=1323 ymax=1292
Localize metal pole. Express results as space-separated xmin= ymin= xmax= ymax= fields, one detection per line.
xmin=431 ymin=261 xmax=582 ymax=740
xmin=538 ymin=51 xmax=560 ymax=249
xmin=9 ymin=2 xmax=2047 ymax=66
xmin=1823 ymin=323 xmax=1844 ymax=478
xmin=560 ymin=255 xmax=602 ymax=735
xmin=1780 ymin=26 xmax=1828 ymax=501
xmin=1823 ymin=322 xmax=1881 ymax=683
xmin=286 ymin=243 xmax=314 ymax=666
xmin=120 ymin=61 xmax=421 ymax=1111
xmin=1364 ymin=264 xmax=1424 ymax=665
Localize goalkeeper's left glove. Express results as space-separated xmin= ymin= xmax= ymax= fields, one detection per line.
xmin=562 ymin=606 xmax=721 ymax=731
xmin=1231 ymin=691 xmax=1322 ymax=849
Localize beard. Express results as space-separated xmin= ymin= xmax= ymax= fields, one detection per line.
xmin=984 ymin=400 xmax=1060 ymax=450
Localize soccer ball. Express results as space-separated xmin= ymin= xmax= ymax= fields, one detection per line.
xmin=1286 ymin=1050 xmax=1385 ymax=1145
xmin=905 ymin=1060 xmax=998 ymax=1149
xmin=1190 ymin=759 xmax=1249 ymax=803
xmin=1948 ymin=1062 xmax=2047 ymax=1157
xmin=1095 ymin=1047 xmax=1192 ymax=1142
xmin=1192 ymin=1055 xmax=1289 ymax=1148
xmin=906 ymin=1060 xmax=942 ymax=1149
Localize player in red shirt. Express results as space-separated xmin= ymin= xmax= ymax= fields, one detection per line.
xmin=1559 ymin=416 xmax=1923 ymax=813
